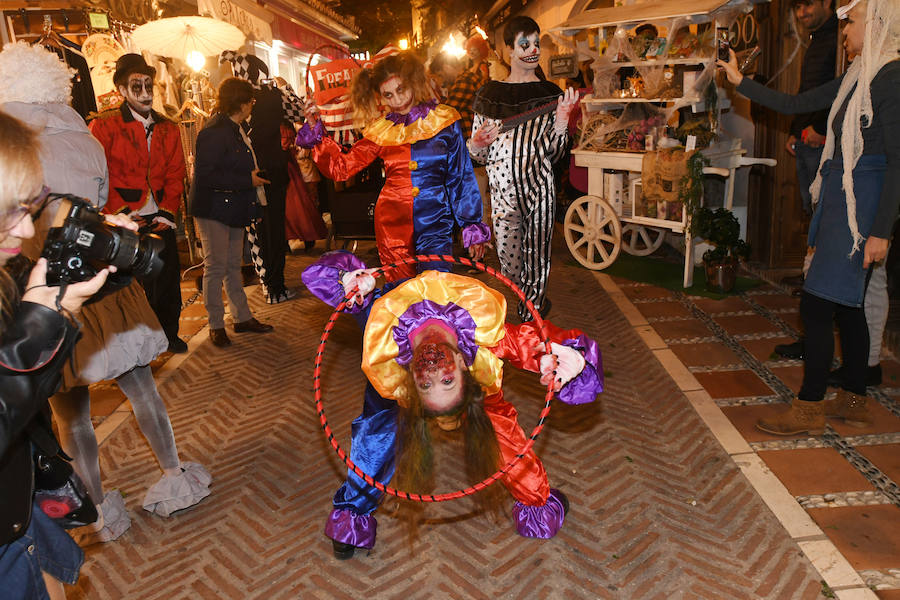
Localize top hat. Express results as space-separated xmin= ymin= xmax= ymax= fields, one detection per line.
xmin=113 ymin=53 xmax=156 ymax=88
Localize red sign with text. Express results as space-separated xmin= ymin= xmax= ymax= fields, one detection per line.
xmin=309 ymin=58 xmax=372 ymax=105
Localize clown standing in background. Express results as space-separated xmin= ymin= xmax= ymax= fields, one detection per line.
xmin=296 ymin=52 xmax=491 ymax=281
xmin=302 ymin=251 xmax=602 ymax=559
xmin=470 ymin=16 xmax=579 ymax=322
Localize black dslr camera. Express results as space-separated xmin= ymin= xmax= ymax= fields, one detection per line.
xmin=41 ymin=196 xmax=164 ymax=285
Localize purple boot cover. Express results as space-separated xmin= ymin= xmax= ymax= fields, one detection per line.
xmin=324 ymin=508 xmax=377 ymax=549
xmin=512 ymin=488 xmax=567 ymax=539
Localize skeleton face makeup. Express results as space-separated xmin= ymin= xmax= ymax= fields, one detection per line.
xmin=511 ymin=32 xmax=541 ymax=71
xmin=119 ymin=73 xmax=154 ymax=117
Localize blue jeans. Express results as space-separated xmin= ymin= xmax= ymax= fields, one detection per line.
xmin=795 ymin=142 xmax=824 ymax=216
xmin=0 ymin=503 xmax=83 ymax=599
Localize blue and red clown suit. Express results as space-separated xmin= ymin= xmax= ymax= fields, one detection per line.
xmin=301 ymin=251 xmax=603 ymax=551
xmin=295 ymin=100 xmax=491 ymax=281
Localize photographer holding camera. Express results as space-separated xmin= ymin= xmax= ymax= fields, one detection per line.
xmin=0 ymin=42 xmax=210 ymax=546
xmin=0 ymin=110 xmax=115 ymax=600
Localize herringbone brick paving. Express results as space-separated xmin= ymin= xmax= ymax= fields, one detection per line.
xmin=69 ymin=240 xmax=826 ymax=599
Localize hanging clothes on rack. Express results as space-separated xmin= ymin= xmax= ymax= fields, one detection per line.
xmin=34 ymin=19 xmax=97 ymax=117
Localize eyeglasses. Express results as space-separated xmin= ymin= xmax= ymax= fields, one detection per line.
xmin=128 ymin=80 xmax=155 ymax=95
xmin=0 ymin=186 xmax=51 ymax=233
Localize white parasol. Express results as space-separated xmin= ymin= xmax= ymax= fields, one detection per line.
xmin=131 ymin=16 xmax=245 ymax=60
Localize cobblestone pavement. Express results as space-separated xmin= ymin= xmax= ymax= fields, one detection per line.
xmin=68 ymin=237 xmax=837 ymax=599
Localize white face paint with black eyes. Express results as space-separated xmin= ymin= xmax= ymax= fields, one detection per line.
xmin=511 ymin=32 xmax=541 ymax=71
xmin=119 ymin=73 xmax=154 ymax=117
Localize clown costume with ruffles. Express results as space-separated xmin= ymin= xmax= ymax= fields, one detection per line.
xmin=296 ymin=100 xmax=490 ymax=280
xmin=302 ymin=251 xmax=603 ymax=558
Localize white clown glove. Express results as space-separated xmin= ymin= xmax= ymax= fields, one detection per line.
xmin=340 ymin=269 xmax=377 ymax=307
xmin=539 ymin=342 xmax=586 ymax=391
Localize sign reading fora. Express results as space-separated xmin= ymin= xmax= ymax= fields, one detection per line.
xmin=549 ymin=54 xmax=578 ymax=79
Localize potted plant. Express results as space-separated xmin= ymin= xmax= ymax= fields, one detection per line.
xmin=690 ymin=207 xmax=750 ymax=292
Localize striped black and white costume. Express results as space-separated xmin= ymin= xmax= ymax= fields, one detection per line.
xmin=469 ymin=81 xmax=568 ymax=320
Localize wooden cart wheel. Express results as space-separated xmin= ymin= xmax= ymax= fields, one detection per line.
xmin=564 ymin=195 xmax=622 ymax=270
xmin=621 ymin=224 xmax=665 ymax=256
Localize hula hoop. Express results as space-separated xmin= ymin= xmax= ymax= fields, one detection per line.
xmin=313 ymin=253 xmax=556 ymax=502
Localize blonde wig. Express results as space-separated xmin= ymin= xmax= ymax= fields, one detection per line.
xmin=0 ymin=111 xmax=43 ymax=327
xmin=0 ymin=41 xmax=74 ymax=105
xmin=808 ymin=0 xmax=900 ymax=255
xmin=350 ymin=52 xmax=433 ymax=126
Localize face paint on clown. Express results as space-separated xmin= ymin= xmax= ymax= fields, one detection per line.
xmin=511 ymin=32 xmax=541 ymax=71
xmin=379 ymin=75 xmax=414 ymax=115
xmin=409 ymin=320 xmax=468 ymax=415
xmin=119 ymin=73 xmax=154 ymax=117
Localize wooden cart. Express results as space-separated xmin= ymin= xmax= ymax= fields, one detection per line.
xmin=550 ymin=0 xmax=774 ymax=286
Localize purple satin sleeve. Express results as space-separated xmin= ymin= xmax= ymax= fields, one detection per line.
xmin=512 ymin=488 xmax=567 ymax=538
xmin=300 ymin=250 xmax=369 ymax=310
xmin=393 ymin=300 xmax=479 ymax=367
xmin=558 ymin=334 xmax=603 ymax=405
xmin=461 ymin=222 xmax=492 ymax=247
xmin=295 ymin=119 xmax=326 ymax=149
xmin=324 ymin=508 xmax=377 ymax=549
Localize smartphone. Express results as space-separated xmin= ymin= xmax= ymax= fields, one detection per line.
xmin=716 ymin=28 xmax=731 ymax=62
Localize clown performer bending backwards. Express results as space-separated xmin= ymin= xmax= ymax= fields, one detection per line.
xmin=302 ymin=251 xmax=603 ymax=559
xmin=296 ymin=51 xmax=490 ymax=281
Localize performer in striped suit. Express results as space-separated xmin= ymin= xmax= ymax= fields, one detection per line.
xmin=469 ymin=16 xmax=579 ymax=321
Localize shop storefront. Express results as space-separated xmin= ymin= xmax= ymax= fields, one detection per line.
xmin=248 ymin=0 xmax=359 ymax=96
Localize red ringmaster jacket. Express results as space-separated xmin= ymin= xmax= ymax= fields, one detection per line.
xmin=88 ymin=102 xmax=185 ymax=222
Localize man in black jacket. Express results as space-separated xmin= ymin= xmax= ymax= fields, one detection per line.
xmin=786 ymin=0 xmax=837 ymax=217
xmin=775 ymin=0 xmax=837 ymax=359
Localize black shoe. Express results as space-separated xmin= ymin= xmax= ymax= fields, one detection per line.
xmin=553 ymin=488 xmax=569 ymax=515
xmin=332 ymin=540 xmax=355 ymax=560
xmin=209 ymin=328 xmax=231 ymax=347
xmin=869 ymin=364 xmax=883 ymax=386
xmin=167 ymin=337 xmax=188 ymax=354
xmin=233 ymin=317 xmax=274 ymax=334
xmin=774 ymin=339 xmax=804 ymax=360
xmin=828 ymin=364 xmax=882 ymax=388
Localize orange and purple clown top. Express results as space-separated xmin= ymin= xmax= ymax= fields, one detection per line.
xmin=296 ymin=100 xmax=490 ymax=281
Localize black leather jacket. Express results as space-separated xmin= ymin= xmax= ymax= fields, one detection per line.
xmin=0 ymin=300 xmax=80 ymax=545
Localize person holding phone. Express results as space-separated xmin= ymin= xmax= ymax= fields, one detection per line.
xmin=718 ymin=0 xmax=900 ymax=435
xmin=191 ymin=77 xmax=275 ymax=348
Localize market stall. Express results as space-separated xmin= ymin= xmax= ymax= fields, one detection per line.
xmin=550 ymin=0 xmax=775 ymax=287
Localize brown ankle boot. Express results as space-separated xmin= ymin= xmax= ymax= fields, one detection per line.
xmin=756 ymin=398 xmax=825 ymax=436
xmin=823 ymin=389 xmax=872 ymax=428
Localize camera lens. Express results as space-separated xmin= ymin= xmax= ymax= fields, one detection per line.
xmin=112 ymin=229 xmax=164 ymax=279
xmin=133 ymin=233 xmax=164 ymax=279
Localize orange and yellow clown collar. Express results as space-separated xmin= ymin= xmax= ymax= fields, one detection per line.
xmin=362 ymin=103 xmax=460 ymax=147
xmin=361 ymin=271 xmax=507 ymax=407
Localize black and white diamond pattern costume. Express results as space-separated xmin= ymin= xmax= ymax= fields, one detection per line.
xmin=470 ymin=80 xmax=568 ymax=320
